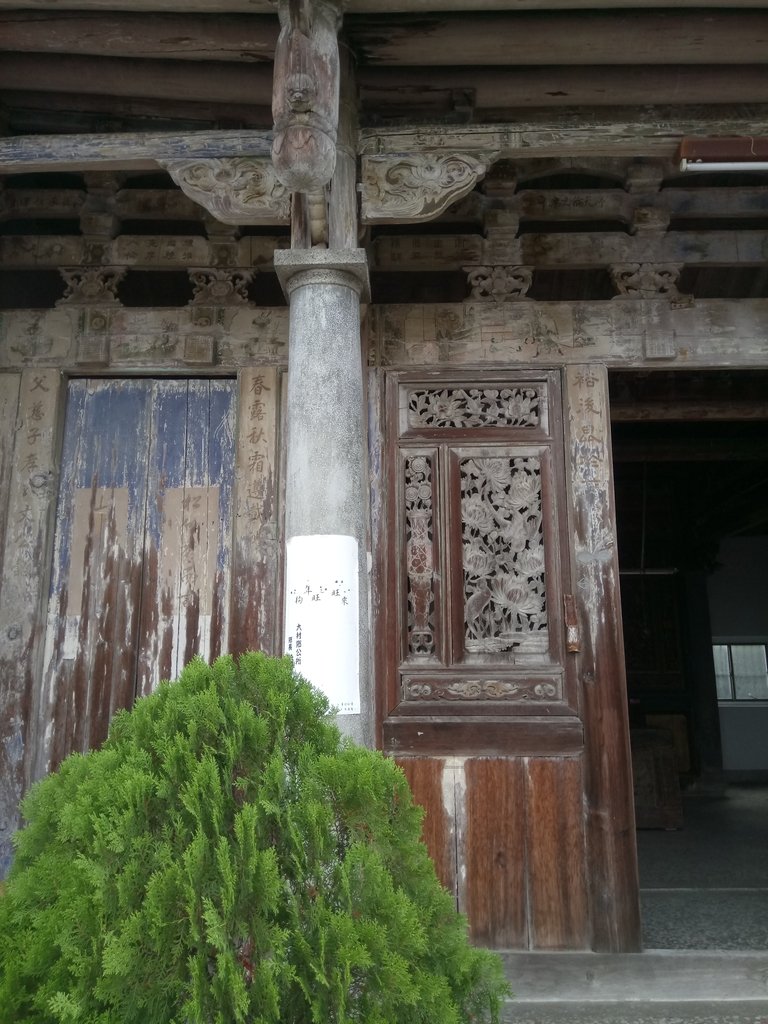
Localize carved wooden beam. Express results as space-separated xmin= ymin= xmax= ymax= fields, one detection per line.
xmin=160 ymin=158 xmax=291 ymax=225
xmin=360 ymin=113 xmax=768 ymax=162
xmin=360 ymin=152 xmax=496 ymax=224
xmin=370 ymin=231 xmax=768 ymax=271
xmin=0 ymin=130 xmax=272 ymax=174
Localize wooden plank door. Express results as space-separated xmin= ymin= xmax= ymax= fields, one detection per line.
xmin=375 ymin=366 xmax=640 ymax=951
xmin=36 ymin=377 xmax=235 ymax=778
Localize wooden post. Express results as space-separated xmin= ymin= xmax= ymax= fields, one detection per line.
xmin=565 ymin=364 xmax=642 ymax=952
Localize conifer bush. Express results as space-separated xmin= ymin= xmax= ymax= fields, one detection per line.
xmin=0 ymin=653 xmax=509 ymax=1023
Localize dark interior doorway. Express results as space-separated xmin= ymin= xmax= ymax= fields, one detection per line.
xmin=610 ymin=369 xmax=768 ymax=950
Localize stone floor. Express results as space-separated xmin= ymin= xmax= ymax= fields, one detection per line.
xmin=502 ymin=786 xmax=768 ymax=1022
xmin=637 ymin=785 xmax=768 ymax=950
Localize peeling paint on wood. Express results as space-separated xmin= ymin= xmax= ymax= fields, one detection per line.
xmin=230 ymin=366 xmax=281 ymax=656
xmin=0 ymin=369 xmax=61 ymax=877
xmin=35 ymin=377 xmax=236 ymax=783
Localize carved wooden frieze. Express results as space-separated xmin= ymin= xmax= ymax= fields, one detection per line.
xmin=361 ymin=152 xmax=497 ymax=225
xmin=160 ymin=158 xmax=291 ymax=226
xmin=403 ymin=678 xmax=558 ymax=701
xmin=465 ymin=265 xmax=534 ymax=301
xmin=406 ymin=384 xmax=542 ymax=430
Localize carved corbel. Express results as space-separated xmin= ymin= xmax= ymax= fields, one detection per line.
xmin=609 ymin=262 xmax=685 ymax=300
xmin=56 ymin=267 xmax=126 ymax=306
xmin=160 ymin=158 xmax=291 ymax=225
xmin=361 ymin=152 xmax=497 ymax=225
xmin=464 ymin=265 xmax=533 ymax=301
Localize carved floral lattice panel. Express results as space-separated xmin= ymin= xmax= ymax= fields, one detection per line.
xmin=460 ymin=456 xmax=548 ymax=655
xmin=404 ymin=453 xmax=437 ymax=659
xmin=407 ymin=386 xmax=541 ymax=430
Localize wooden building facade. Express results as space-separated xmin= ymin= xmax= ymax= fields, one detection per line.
xmin=2 ymin=0 xmax=768 ymax=953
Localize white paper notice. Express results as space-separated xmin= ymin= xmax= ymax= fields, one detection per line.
xmin=284 ymin=534 xmax=360 ymax=715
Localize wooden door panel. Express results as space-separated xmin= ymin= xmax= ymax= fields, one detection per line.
xmin=41 ymin=379 xmax=152 ymax=770
xmin=395 ymin=756 xmax=457 ymax=897
xmin=40 ymin=377 xmax=236 ymax=775
xmin=378 ymin=367 xmax=640 ymax=951
xmin=525 ymin=756 xmax=590 ymax=949
xmin=464 ymin=758 xmax=528 ymax=948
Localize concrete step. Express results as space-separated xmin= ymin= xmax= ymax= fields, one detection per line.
xmin=501 ymin=1002 xmax=768 ymax=1024
xmin=501 ymin=951 xmax=768 ymax=1002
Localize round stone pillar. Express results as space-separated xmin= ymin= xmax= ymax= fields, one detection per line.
xmin=274 ymin=248 xmax=373 ymax=747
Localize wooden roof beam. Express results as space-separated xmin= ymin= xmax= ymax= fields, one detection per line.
xmin=0 ymin=12 xmax=278 ymax=62
xmin=0 ymin=54 xmax=273 ymax=106
xmin=347 ymin=10 xmax=768 ymax=67
xmin=0 ymin=0 xmax=766 ymax=13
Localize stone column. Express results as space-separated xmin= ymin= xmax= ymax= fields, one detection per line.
xmin=274 ymin=248 xmax=373 ymax=748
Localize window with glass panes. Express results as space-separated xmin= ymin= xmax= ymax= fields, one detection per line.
xmin=713 ymin=644 xmax=768 ymax=701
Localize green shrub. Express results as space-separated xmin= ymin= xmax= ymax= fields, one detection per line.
xmin=0 ymin=653 xmax=509 ymax=1023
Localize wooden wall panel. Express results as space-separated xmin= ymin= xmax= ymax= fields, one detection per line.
xmin=230 ymin=366 xmax=281 ymax=656
xmin=464 ymin=757 xmax=528 ymax=948
xmin=525 ymin=756 xmax=590 ymax=949
xmin=395 ymin=756 xmax=457 ymax=897
xmin=0 ymin=369 xmax=62 ymax=875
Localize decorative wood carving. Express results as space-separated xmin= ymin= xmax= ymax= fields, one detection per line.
xmin=407 ymin=385 xmax=542 ymax=430
xmin=403 ymin=678 xmax=558 ymax=701
xmin=160 ymin=158 xmax=291 ymax=225
xmin=57 ymin=267 xmax=125 ymax=305
xmin=189 ymin=269 xmax=253 ymax=306
xmin=361 ymin=152 xmax=496 ymax=224
xmin=609 ymin=262 xmax=683 ymax=299
xmin=461 ymin=455 xmax=548 ymax=654
xmin=465 ymin=265 xmax=533 ymax=301
xmin=271 ymin=0 xmax=341 ymax=195
xmin=404 ymin=453 xmax=436 ymax=659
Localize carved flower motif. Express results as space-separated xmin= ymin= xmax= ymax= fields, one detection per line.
xmin=497 ymin=511 xmax=528 ymax=552
xmin=489 ymin=574 xmax=543 ymax=617
xmin=516 ymin=544 xmax=546 ymax=577
xmin=462 ymin=495 xmax=496 ymax=533
xmin=499 ymin=469 xmax=540 ymax=511
xmin=470 ymin=458 xmax=512 ymax=490
xmin=463 ymin=544 xmax=495 ymax=577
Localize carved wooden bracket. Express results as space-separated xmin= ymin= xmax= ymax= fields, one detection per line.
xmin=188 ymin=269 xmax=253 ymax=306
xmin=610 ymin=262 xmax=684 ymax=299
xmin=160 ymin=158 xmax=291 ymax=226
xmin=464 ymin=265 xmax=534 ymax=301
xmin=56 ymin=267 xmax=126 ymax=306
xmin=360 ymin=152 xmax=498 ymax=225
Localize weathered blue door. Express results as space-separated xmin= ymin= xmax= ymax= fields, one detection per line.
xmin=36 ymin=377 xmax=235 ymax=776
